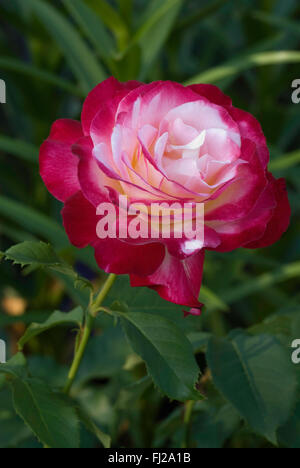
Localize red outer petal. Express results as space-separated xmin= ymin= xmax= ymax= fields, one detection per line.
xmin=62 ymin=190 xmax=165 ymax=276
xmin=81 ymin=77 xmax=141 ymax=135
xmin=62 ymin=191 xmax=98 ymax=248
xmin=184 ymin=307 xmax=202 ymax=317
xmin=245 ymin=176 xmax=291 ymax=249
xmin=130 ymin=249 xmax=205 ymax=309
xmin=187 ymin=83 xmax=232 ymax=107
xmin=226 ymin=106 xmax=269 ymax=168
xmin=73 ymin=136 xmax=114 ymax=206
xmin=210 ymin=179 xmax=276 ymax=252
xmin=117 ymin=80 xmax=202 ymax=118
xmin=92 ymin=239 xmax=165 ymax=276
xmin=48 ymin=118 xmax=83 ymax=144
xmin=39 ymin=119 xmax=83 ymax=202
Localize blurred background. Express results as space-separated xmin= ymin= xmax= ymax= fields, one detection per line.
xmin=0 ymin=0 xmax=300 ymax=448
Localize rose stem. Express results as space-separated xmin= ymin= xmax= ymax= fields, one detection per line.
xmin=63 ymin=273 xmax=117 ymax=395
xmin=182 ymin=400 xmax=196 ymax=448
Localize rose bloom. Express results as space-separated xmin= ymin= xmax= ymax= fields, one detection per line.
xmin=40 ymin=78 xmax=290 ymax=314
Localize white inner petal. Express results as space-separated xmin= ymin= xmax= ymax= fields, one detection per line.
xmin=132 ymin=97 xmax=141 ymax=129
xmin=93 ymin=142 xmax=110 ymax=163
xmin=169 ymin=129 xmax=206 ymax=151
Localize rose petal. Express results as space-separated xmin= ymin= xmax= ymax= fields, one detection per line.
xmin=183 ymin=307 xmax=203 ymax=317
xmin=209 ymin=178 xmax=276 ymax=252
xmin=188 ymin=83 xmax=232 ymax=107
xmin=92 ymin=238 xmax=165 ymax=276
xmin=73 ymin=136 xmax=117 ymax=206
xmin=39 ymin=119 xmax=83 ymax=202
xmin=205 ymin=139 xmax=266 ymax=222
xmin=62 ymin=191 xmax=98 ymax=247
xmin=130 ymin=249 xmax=205 ymax=308
xmin=82 ymin=77 xmax=141 ymax=135
xmin=245 ymin=175 xmax=291 ymax=249
xmin=227 ymin=106 xmax=269 ymax=168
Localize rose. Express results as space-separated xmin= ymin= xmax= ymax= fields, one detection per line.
xmin=40 ymin=78 xmax=290 ymax=313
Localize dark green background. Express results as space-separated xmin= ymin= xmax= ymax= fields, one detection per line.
xmin=0 ymin=0 xmax=300 ymax=448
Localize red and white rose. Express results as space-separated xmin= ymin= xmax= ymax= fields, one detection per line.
xmin=40 ymin=78 xmax=290 ymax=313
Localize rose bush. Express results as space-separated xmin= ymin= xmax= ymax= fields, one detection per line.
xmin=40 ymin=78 xmax=290 ymax=312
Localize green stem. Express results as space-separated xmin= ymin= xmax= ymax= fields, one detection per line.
xmin=91 ymin=273 xmax=117 ymax=314
xmin=63 ymin=274 xmax=117 ymax=395
xmin=182 ymin=400 xmax=195 ymax=448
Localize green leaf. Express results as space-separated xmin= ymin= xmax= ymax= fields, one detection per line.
xmin=120 ymin=311 xmax=202 ymax=402
xmin=185 ymin=51 xmax=300 ymax=85
xmin=104 ymin=276 xmax=202 ymax=336
xmin=18 ymin=307 xmax=84 ymax=351
xmin=269 ymin=150 xmax=300 ymax=171
xmin=222 ymin=262 xmax=300 ymax=306
xmin=105 ymin=276 xmax=182 ymax=314
xmin=85 ymin=0 xmax=129 ymax=51
xmin=0 ymin=311 xmax=52 ymax=327
xmin=187 ymin=332 xmax=212 ymax=353
xmin=62 ymin=0 xmax=116 ymax=62
xmin=153 ymin=406 xmax=182 ymax=447
xmin=27 ymin=356 xmax=68 ymax=388
xmin=117 ymin=0 xmax=133 ymax=25
xmin=199 ymin=286 xmax=229 ymax=312
xmin=0 ymin=412 xmax=31 ymax=448
xmin=115 ymin=43 xmax=141 ymax=81
xmin=5 ymin=240 xmax=63 ymax=267
xmin=131 ymin=0 xmax=183 ymax=76
xmin=0 ymin=135 xmax=38 ymax=164
xmin=192 ymin=402 xmax=241 ymax=448
xmin=278 ymin=401 xmax=300 ymax=448
xmin=52 ymin=271 xmax=91 ymax=309
xmin=175 ymin=0 xmax=228 ymax=32
xmin=117 ymin=376 xmax=153 ymax=410
xmin=253 ymin=11 xmax=300 ymax=38
xmin=77 ymin=407 xmax=111 ymax=448
xmin=4 ymin=241 xmax=92 ymax=291
xmin=0 ymin=388 xmax=31 ymax=449
xmin=1 ymin=353 xmax=79 ymax=448
xmin=0 ymin=195 xmax=67 ymax=248
xmin=0 ymin=57 xmax=83 ymax=97
xmin=28 ymin=0 xmax=106 ymax=92
xmin=207 ymin=333 xmax=298 ymax=444
xmin=75 ymin=325 xmax=130 ymax=386
xmin=0 ymin=196 xmax=97 ymax=271
xmin=248 ymin=313 xmax=300 ymax=346
xmin=11 ymin=378 xmax=80 ymax=448
xmin=0 ymin=353 xmax=28 ymax=380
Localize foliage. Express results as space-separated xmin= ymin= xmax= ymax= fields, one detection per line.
xmin=0 ymin=0 xmax=300 ymax=448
